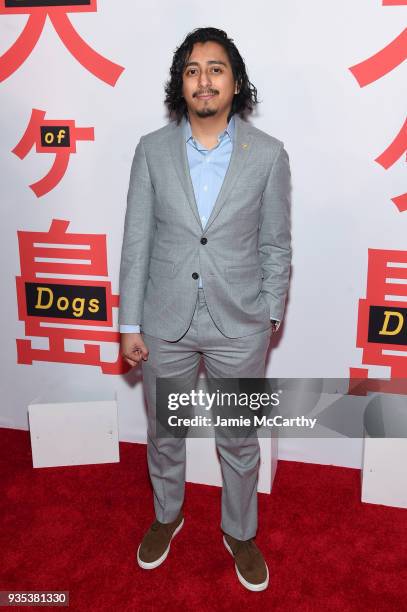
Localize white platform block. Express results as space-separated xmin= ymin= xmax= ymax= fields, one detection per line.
xmin=361 ymin=394 xmax=407 ymax=509
xmin=28 ymin=390 xmax=119 ymax=468
xmin=362 ymin=438 xmax=407 ymax=509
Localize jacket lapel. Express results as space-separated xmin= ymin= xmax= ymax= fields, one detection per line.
xmin=169 ymin=117 xmax=203 ymax=230
xmin=168 ymin=113 xmax=254 ymax=232
xmin=205 ymin=114 xmax=253 ymax=231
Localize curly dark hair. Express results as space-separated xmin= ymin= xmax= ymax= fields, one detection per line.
xmin=164 ymin=27 xmax=260 ymax=124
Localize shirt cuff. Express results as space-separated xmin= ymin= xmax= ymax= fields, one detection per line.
xmin=270 ymin=318 xmax=281 ymax=331
xmin=119 ymin=324 xmax=141 ymax=333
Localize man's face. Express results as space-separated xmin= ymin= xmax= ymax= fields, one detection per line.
xmin=182 ymin=41 xmax=238 ymax=119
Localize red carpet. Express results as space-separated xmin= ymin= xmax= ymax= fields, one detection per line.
xmin=0 ymin=427 xmax=406 ymax=611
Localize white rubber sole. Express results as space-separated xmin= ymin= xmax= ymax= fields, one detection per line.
xmin=223 ymin=535 xmax=269 ymax=592
xmin=137 ymin=518 xmax=184 ymax=570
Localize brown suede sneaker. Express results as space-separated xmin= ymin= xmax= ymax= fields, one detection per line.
xmin=223 ymin=533 xmax=269 ymax=591
xmin=137 ymin=512 xmax=184 ymax=569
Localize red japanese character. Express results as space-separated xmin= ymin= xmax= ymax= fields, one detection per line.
xmin=15 ymin=219 xmax=129 ymax=374
xmin=350 ymin=249 xmax=407 ymax=394
xmin=0 ymin=0 xmax=124 ymax=86
xmin=375 ymin=117 xmax=407 ymax=212
xmin=12 ymin=108 xmax=94 ymax=197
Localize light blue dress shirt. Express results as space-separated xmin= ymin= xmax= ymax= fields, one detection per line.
xmin=120 ymin=114 xmax=279 ymax=333
xmin=186 ymin=113 xmax=235 ymax=289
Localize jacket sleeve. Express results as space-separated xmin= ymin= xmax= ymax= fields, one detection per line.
xmin=118 ymin=137 xmax=155 ymax=326
xmin=258 ymin=142 xmax=292 ymax=322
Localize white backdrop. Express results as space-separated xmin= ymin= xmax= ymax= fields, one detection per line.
xmin=0 ymin=1 xmax=405 ymax=472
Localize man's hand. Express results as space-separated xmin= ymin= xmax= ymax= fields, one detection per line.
xmin=120 ymin=332 xmax=149 ymax=367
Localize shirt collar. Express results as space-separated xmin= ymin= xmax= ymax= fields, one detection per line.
xmin=184 ymin=113 xmax=235 ymax=145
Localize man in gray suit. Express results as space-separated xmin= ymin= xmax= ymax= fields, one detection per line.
xmin=119 ymin=27 xmax=291 ymax=592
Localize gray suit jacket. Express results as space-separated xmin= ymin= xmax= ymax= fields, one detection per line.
xmin=118 ymin=113 xmax=292 ymax=341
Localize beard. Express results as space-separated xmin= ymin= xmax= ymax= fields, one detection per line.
xmin=195 ymin=106 xmax=218 ymax=118
xmin=193 ymin=91 xmax=219 ymax=118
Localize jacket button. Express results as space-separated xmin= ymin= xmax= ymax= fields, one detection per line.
xmin=192 ymin=272 xmax=199 ymax=279
xmin=200 ymin=237 xmax=207 ymax=245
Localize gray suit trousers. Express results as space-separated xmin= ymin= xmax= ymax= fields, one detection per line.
xmin=141 ymin=288 xmax=271 ymax=540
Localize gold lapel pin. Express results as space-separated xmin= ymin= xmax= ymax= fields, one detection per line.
xmin=241 ymin=143 xmax=249 ymax=149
